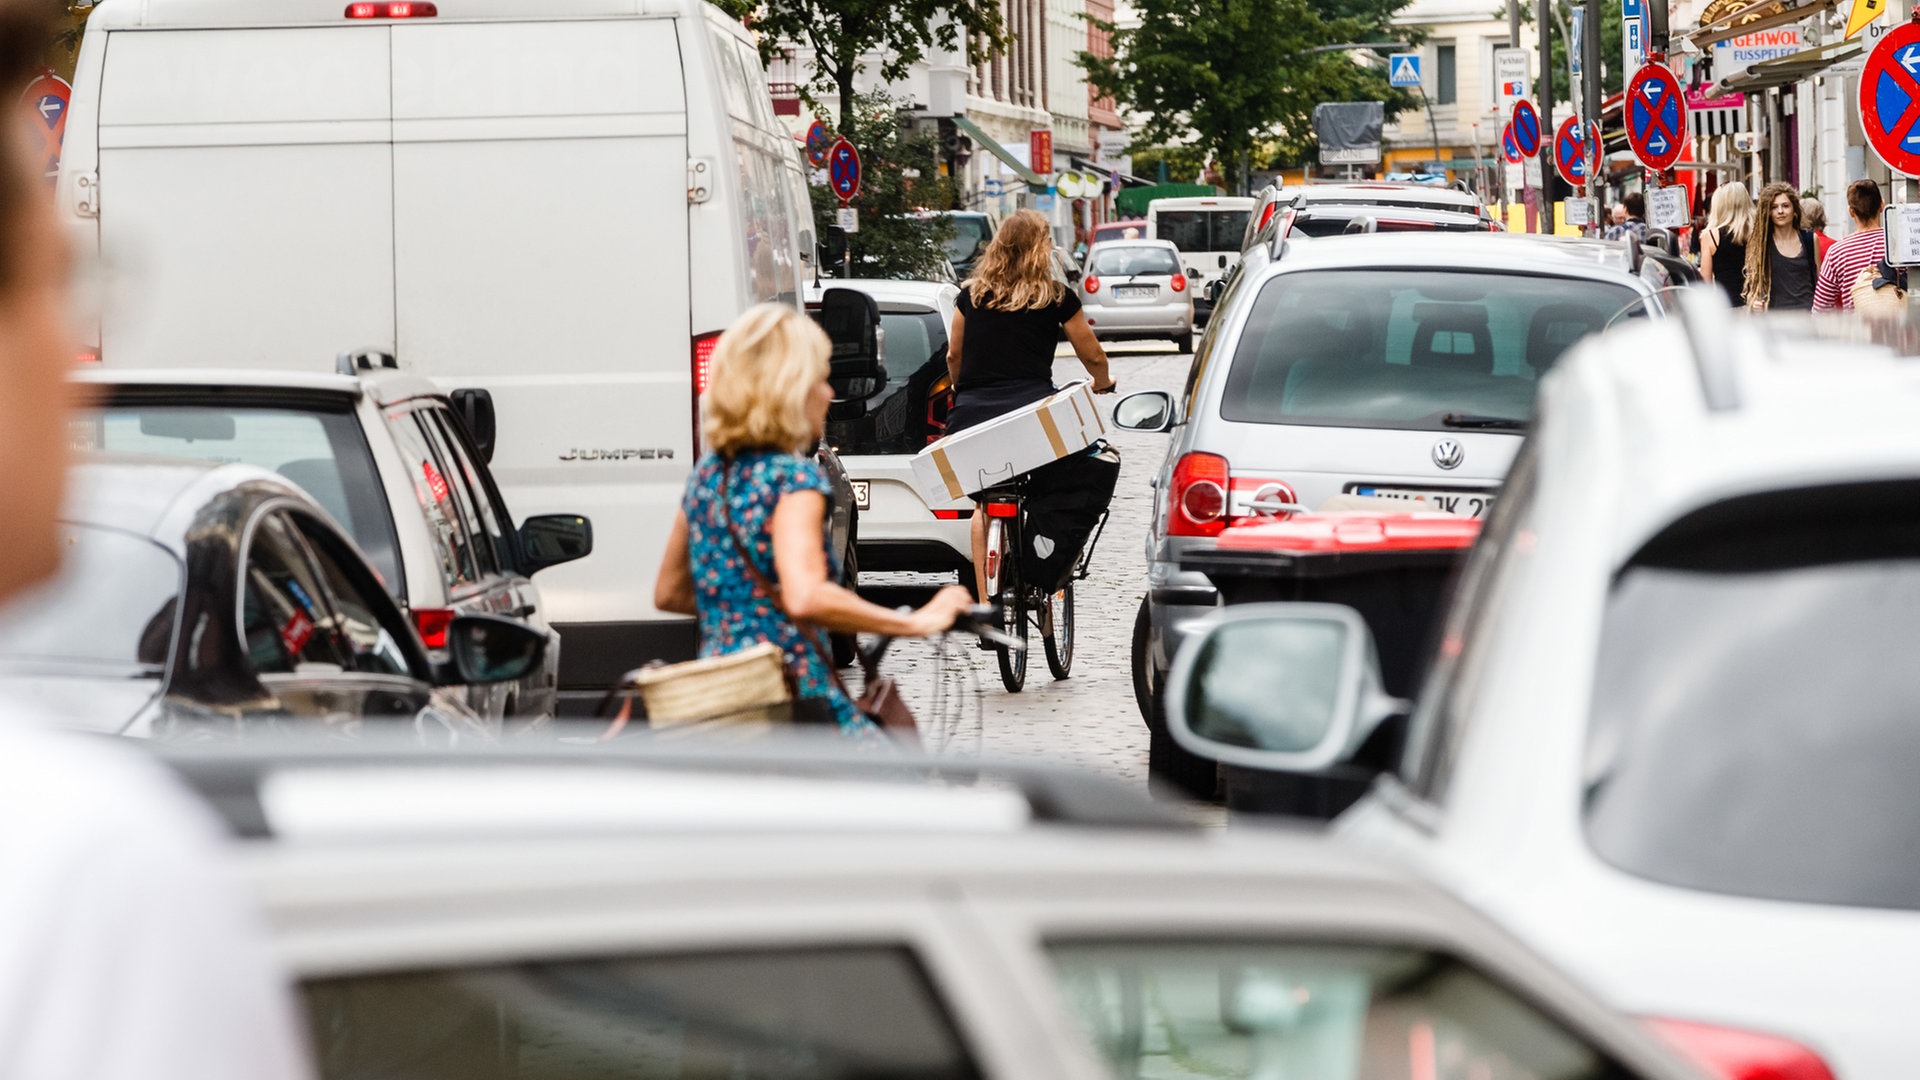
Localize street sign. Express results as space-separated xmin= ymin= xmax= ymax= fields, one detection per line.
xmin=1029 ymin=130 xmax=1053 ymax=178
xmin=805 ymin=120 xmax=831 ymax=169
xmin=1623 ymin=0 xmax=1646 ymax=71
xmin=1502 ymin=123 xmax=1523 ymax=165
xmin=827 ymin=137 xmax=861 ymax=204
xmin=835 ymin=207 xmax=859 ymax=234
xmin=1566 ymin=199 xmax=1592 ymax=226
xmin=1511 ymin=99 xmax=1542 ymax=158
xmin=1626 ymin=62 xmax=1686 ymax=170
xmin=20 ymin=69 xmax=69 ymax=181
xmin=1885 ymin=203 xmax=1920 ymax=265
xmin=1494 ymin=48 xmax=1530 ymax=113
xmin=1389 ymin=53 xmax=1423 ymax=88
xmin=985 ymin=176 xmax=1004 ymax=196
xmin=1553 ymin=117 xmax=1596 ymax=184
xmin=1647 ymin=184 xmax=1689 ymax=227
xmin=1860 ymin=19 xmax=1920 ymax=174
xmin=1570 ymin=11 xmax=1584 ymax=79
xmin=1849 ymin=0 xmax=1888 ymax=40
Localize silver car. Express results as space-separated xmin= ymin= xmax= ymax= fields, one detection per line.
xmin=1076 ymin=239 xmax=1195 ymax=352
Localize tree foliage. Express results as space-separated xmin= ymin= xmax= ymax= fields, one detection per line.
xmin=1081 ymin=0 xmax=1415 ymax=190
xmin=723 ymin=0 xmax=1003 ymax=132
xmin=811 ymin=92 xmax=957 ymax=282
xmin=1511 ymin=1 xmax=1626 ymax=106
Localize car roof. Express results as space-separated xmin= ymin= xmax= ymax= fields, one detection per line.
xmin=802 ymin=278 xmax=959 ymax=310
xmin=1262 ymin=232 xmax=1644 ymax=285
xmin=1295 ymin=183 xmax=1482 ymax=210
xmin=74 ymin=365 xmax=443 ymax=408
xmin=62 ymin=455 xmax=298 ymax=540
xmin=1086 ymin=238 xmax=1177 ymax=250
xmin=88 ymin=0 xmax=724 ymax=30
xmin=1290 ymin=205 xmax=1489 ymax=227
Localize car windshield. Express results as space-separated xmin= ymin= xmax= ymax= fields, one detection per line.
xmin=79 ymin=402 xmax=405 ymax=595
xmin=945 ymin=216 xmax=990 ymax=263
xmin=1155 ymin=209 xmax=1251 ymax=252
xmin=1089 ymin=246 xmax=1181 ymax=277
xmin=0 ymin=524 xmax=182 ymax=675
xmin=1585 ymin=482 xmax=1920 ymax=913
xmin=1218 ymin=269 xmax=1639 ymax=431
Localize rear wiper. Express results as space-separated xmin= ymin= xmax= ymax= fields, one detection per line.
xmin=1441 ymin=413 xmax=1529 ymax=431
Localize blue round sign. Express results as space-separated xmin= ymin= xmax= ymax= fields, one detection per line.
xmin=1554 ymin=116 xmax=1595 ymax=185
xmin=1511 ymin=99 xmax=1542 ymax=158
xmin=828 ymin=137 xmax=861 ymax=203
xmin=805 ymin=121 xmax=831 ymax=169
xmin=1626 ymin=63 xmax=1686 ymax=171
xmin=1502 ymin=123 xmax=1522 ymax=165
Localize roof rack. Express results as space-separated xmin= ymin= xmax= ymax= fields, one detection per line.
xmin=333 ymin=348 xmax=398 ymax=376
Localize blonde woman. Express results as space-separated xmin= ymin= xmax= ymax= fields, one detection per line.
xmin=655 ymin=304 xmax=971 ymax=733
xmin=946 ymin=209 xmax=1117 ymax=596
xmin=1743 ymin=180 xmax=1820 ymax=311
xmin=1700 ymin=183 xmax=1753 ymax=308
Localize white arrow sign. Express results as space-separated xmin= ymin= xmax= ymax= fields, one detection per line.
xmin=1643 ymin=82 xmax=1663 ymax=101
xmin=1901 ymin=43 xmax=1920 ymax=75
xmin=37 ymin=98 xmax=58 ymax=122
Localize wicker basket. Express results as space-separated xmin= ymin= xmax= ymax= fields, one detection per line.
xmin=633 ymin=642 xmax=792 ymax=728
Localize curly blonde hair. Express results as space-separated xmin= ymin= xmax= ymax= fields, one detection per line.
xmin=964 ymin=209 xmax=1064 ymax=311
xmin=701 ymin=303 xmax=829 ymax=455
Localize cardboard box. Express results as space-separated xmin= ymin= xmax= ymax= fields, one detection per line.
xmin=911 ymin=380 xmax=1107 ymax=502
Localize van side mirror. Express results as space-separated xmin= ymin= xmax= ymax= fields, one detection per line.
xmin=436 ymin=614 xmax=547 ymax=686
xmin=449 ymin=388 xmax=497 ymax=464
xmin=1165 ymin=603 xmax=1408 ymax=774
xmin=1218 ymin=254 xmax=1229 ymax=269
xmin=1112 ymin=390 xmax=1175 ymax=433
xmin=519 ymin=514 xmax=593 ymax=575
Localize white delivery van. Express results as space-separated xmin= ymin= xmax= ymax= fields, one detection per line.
xmin=60 ymin=0 xmax=816 ymax=710
xmin=1145 ymin=195 xmax=1253 ymax=323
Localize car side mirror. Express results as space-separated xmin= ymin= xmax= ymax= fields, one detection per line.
xmin=1112 ymin=390 xmax=1175 ymax=433
xmin=1185 ymin=267 xmax=1200 ymax=279
xmin=449 ymin=388 xmax=497 ymax=464
xmin=437 ymin=614 xmax=547 ymax=686
xmin=1205 ymin=279 xmax=1226 ymax=304
xmin=519 ymin=514 xmax=593 ymax=575
xmin=1165 ymin=603 xmax=1408 ymax=774
xmin=1067 ymin=268 xmax=1082 ymax=283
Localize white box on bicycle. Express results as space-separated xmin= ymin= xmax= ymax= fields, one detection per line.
xmin=911 ymin=379 xmax=1107 ymax=503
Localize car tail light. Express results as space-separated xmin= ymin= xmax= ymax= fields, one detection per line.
xmin=346 ymin=1 xmax=436 ymax=15
xmin=931 ymin=509 xmax=967 ymax=520
xmin=411 ymin=607 xmax=455 ymax=650
xmin=1171 ymin=273 xmax=1187 ymax=292
xmin=1644 ymin=1018 xmax=1837 ymax=1080
xmin=1083 ymin=275 xmax=1100 ymax=293
xmin=926 ymin=372 xmax=954 ymax=443
xmin=1255 ymin=201 xmax=1280 ymax=233
xmin=1168 ymin=452 xmax=1229 ymax=536
xmin=985 ymin=501 xmax=1018 ymax=519
xmin=692 ymin=332 xmax=722 ymax=395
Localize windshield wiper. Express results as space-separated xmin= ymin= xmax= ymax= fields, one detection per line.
xmin=1441 ymin=413 xmax=1529 ymax=431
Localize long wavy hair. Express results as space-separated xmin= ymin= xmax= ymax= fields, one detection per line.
xmin=964 ymin=210 xmax=1064 ymax=311
xmin=1744 ymin=181 xmax=1802 ymax=309
xmin=1705 ymin=182 xmax=1753 ymax=245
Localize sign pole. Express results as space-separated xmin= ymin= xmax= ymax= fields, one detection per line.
xmin=1583 ymin=0 xmax=1603 ymax=228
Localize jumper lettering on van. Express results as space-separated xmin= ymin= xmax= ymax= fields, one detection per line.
xmin=558 ymin=448 xmax=676 ymax=461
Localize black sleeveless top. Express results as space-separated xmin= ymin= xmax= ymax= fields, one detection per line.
xmin=1767 ymin=229 xmax=1817 ymax=311
xmin=1709 ymin=226 xmax=1746 ymax=307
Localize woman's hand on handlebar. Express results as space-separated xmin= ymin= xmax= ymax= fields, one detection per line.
xmin=905 ymin=585 xmax=975 ymax=638
xmin=1092 ymin=377 xmax=1117 ymax=394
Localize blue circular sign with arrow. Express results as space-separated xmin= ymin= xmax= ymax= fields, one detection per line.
xmin=805 ymin=120 xmax=831 ymax=169
xmin=1502 ymin=122 xmax=1522 ymax=165
xmin=1626 ymin=62 xmax=1686 ymax=171
xmin=1554 ymin=116 xmax=1596 ymax=185
xmin=1511 ymin=99 xmax=1542 ymax=158
xmin=1861 ymin=19 xmax=1920 ymax=175
xmin=828 ymin=137 xmax=861 ymax=204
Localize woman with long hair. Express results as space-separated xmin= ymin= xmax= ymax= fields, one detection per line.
xmin=1743 ymin=181 xmax=1820 ymax=311
xmin=1700 ymin=183 xmax=1753 ymax=308
xmin=655 ymin=305 xmax=971 ymax=734
xmin=946 ymin=209 xmax=1116 ymax=597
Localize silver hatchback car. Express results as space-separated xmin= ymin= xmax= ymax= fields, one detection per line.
xmin=1076 ymin=239 xmax=1195 ymax=352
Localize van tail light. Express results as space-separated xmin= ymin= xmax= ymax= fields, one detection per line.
xmin=1643 ymin=1017 xmax=1837 ymax=1080
xmin=411 ymin=607 xmax=456 ymax=650
xmin=346 ymin=1 xmax=436 ymax=15
xmin=1171 ymin=273 xmax=1187 ymax=292
xmin=692 ymin=332 xmax=722 ymax=395
xmin=74 ymin=347 xmax=99 ymax=364
xmin=1168 ymin=452 xmax=1229 ymax=537
xmin=1083 ymin=275 xmax=1100 ymax=293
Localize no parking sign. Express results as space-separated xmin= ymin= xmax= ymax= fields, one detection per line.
xmin=1511 ymin=99 xmax=1542 ymax=157
xmin=20 ymin=69 xmax=69 ymax=181
xmin=1626 ymin=62 xmax=1686 ymax=171
xmin=1553 ymin=117 xmax=1597 ymax=184
xmin=1860 ymin=19 xmax=1920 ymax=174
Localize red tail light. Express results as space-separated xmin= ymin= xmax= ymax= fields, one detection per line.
xmin=1083 ymin=275 xmax=1100 ymax=293
xmin=346 ymin=1 xmax=436 ymax=15
xmin=985 ymin=501 xmax=1018 ymax=519
xmin=74 ymin=348 xmax=99 ymax=364
xmin=1168 ymin=452 xmax=1230 ymax=537
xmin=692 ymin=332 xmax=722 ymax=395
xmin=1255 ymin=201 xmax=1280 ymax=233
xmin=931 ymin=509 xmax=967 ymax=520
xmin=1644 ymin=1018 xmax=1837 ymax=1080
xmin=411 ymin=607 xmax=455 ymax=650
xmin=1171 ymin=274 xmax=1187 ymax=292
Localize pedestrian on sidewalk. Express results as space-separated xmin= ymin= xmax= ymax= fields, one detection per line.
xmin=1745 ymin=181 xmax=1820 ymax=311
xmin=1604 ymin=192 xmax=1648 ymax=242
xmin=654 ymin=305 xmax=970 ymax=735
xmin=1803 ymin=198 xmax=1835 ymax=262
xmin=1813 ymin=180 xmax=1888 ymax=312
xmin=1700 ymin=183 xmax=1753 ymax=308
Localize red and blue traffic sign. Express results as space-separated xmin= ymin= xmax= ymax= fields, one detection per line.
xmin=1553 ymin=116 xmax=1597 ymax=185
xmin=805 ymin=120 xmax=831 ymax=169
xmin=1511 ymin=99 xmax=1541 ymax=157
xmin=1860 ymin=19 xmax=1920 ymax=175
xmin=828 ymin=137 xmax=861 ymax=204
xmin=1626 ymin=62 xmax=1686 ymax=171
xmin=20 ymin=69 xmax=69 ymax=181
xmin=1502 ymin=122 xmax=1522 ymax=165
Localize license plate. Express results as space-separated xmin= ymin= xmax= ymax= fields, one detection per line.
xmin=1352 ymin=486 xmax=1496 ymax=518
xmin=850 ymin=480 xmax=870 ymax=511
xmin=1114 ymin=285 xmax=1157 ymax=299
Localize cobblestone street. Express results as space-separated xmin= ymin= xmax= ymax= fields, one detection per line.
xmin=869 ymin=342 xmax=1189 ymax=788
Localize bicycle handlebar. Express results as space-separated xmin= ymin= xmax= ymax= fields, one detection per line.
xmin=857 ymin=603 xmax=1025 ymax=672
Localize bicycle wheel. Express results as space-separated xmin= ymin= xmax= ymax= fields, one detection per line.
xmin=1043 ymin=582 xmax=1074 ymax=680
xmin=995 ymin=521 xmax=1029 ymax=692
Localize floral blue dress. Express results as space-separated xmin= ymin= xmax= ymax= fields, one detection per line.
xmin=681 ymin=449 xmax=869 ymax=733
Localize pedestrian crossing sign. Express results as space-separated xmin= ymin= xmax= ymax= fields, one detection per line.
xmin=1389 ymin=53 xmax=1423 ymax=88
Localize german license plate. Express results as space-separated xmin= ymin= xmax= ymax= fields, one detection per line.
xmin=1352 ymin=486 xmax=1496 ymax=518
xmin=850 ymin=480 xmax=870 ymax=511
xmin=1114 ymin=285 xmax=1157 ymax=299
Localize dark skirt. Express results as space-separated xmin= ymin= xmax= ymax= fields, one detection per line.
xmin=946 ymin=379 xmax=1055 ymax=434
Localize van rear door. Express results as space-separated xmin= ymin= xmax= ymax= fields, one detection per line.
xmin=94 ymin=27 xmax=396 ymax=366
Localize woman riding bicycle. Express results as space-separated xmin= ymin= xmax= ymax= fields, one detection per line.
xmin=947 ymin=210 xmax=1117 ymax=599
xmin=655 ymin=304 xmax=972 ymax=735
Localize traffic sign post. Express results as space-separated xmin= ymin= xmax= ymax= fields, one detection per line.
xmin=1389 ymin=53 xmax=1423 ymax=88
xmin=828 ymin=137 xmax=861 ymax=205
xmin=1511 ymin=100 xmax=1542 ymax=157
xmin=1860 ymin=18 xmax=1920 ymax=175
xmin=805 ymin=120 xmax=831 ymax=169
xmin=1626 ymin=62 xmax=1686 ymax=171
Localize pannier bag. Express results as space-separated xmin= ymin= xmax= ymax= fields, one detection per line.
xmin=1018 ymin=445 xmax=1121 ymax=592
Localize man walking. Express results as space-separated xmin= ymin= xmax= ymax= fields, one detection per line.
xmin=1813 ymin=180 xmax=1887 ymax=312
xmin=1604 ymin=192 xmax=1648 ymax=242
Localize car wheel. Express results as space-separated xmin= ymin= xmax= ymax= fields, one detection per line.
xmin=1147 ymin=693 xmax=1218 ymax=802
xmin=1175 ymin=331 xmax=1194 ymax=354
xmin=1131 ymin=596 xmax=1155 ymax=724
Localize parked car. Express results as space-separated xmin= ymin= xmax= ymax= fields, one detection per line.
xmin=1077 ymin=239 xmax=1195 ymax=352
xmin=1164 ymin=294 xmax=1920 ymax=1080
xmin=75 ymin=362 xmax=592 ymax=718
xmin=1146 ymin=195 xmax=1254 ymax=324
xmin=0 ymin=459 xmax=548 ymax=738
xmin=154 ymin=737 xmax=1706 ymax=1080
xmin=1111 ymin=232 xmax=1656 ymax=794
xmin=63 ymin=0 xmax=816 ymax=711
xmin=1243 ymin=182 xmax=1494 ymax=251
xmin=1269 ymin=205 xmax=1498 ymax=241
xmin=912 ymin=209 xmax=998 ymax=279
xmin=1085 ymin=216 xmax=1148 ymax=254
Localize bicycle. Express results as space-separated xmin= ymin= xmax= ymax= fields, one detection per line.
xmin=976 ymin=476 xmax=1111 ymax=693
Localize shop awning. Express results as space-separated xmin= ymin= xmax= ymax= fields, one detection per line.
xmin=1717 ymin=37 xmax=1860 ymax=92
xmin=1687 ymin=0 xmax=1833 ymax=50
xmin=951 ymin=115 xmax=1046 ymax=188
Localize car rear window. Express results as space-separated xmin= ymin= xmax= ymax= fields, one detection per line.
xmin=1289 ymin=214 xmax=1486 ymax=238
xmin=1154 ymin=209 xmax=1251 ymax=253
xmin=1585 ymin=481 xmax=1920 ymax=912
xmin=1218 ymin=269 xmax=1638 ymax=431
xmin=83 ymin=402 xmax=404 ymax=596
xmin=0 ymin=524 xmax=181 ymax=674
xmin=1088 ymin=246 xmax=1181 ymax=277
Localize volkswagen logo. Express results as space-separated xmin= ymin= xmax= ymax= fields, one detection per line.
xmin=1432 ymin=439 xmax=1465 ymax=470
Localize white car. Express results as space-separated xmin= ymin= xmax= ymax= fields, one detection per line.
xmin=805 ymin=279 xmax=973 ymax=592
xmin=1076 ymin=239 xmax=1195 ymax=352
xmin=1164 ymin=293 xmax=1920 ymax=1079
xmin=76 ymin=361 xmax=592 ymax=718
